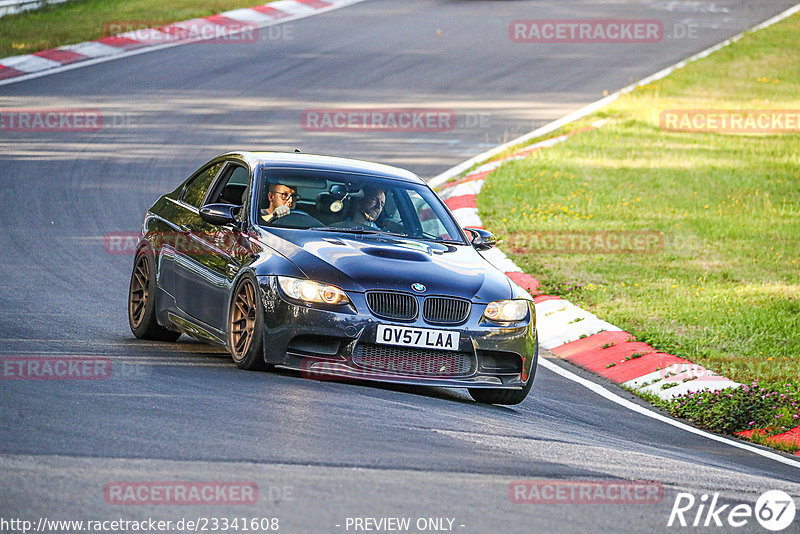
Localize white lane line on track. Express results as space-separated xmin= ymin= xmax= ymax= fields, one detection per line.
xmin=0 ymin=359 xmax=229 ymax=367
xmin=0 ymin=0 xmax=371 ymax=87
xmin=538 ymin=358 xmax=800 ymax=469
xmin=0 ymin=352 xmax=229 ymax=362
xmin=85 ymin=394 xmax=185 ymax=397
xmin=427 ymin=1 xmax=800 ymax=188
xmin=0 ymin=338 xmax=221 ymax=349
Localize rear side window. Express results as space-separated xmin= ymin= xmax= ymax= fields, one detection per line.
xmin=181 ymin=163 xmax=223 ymax=207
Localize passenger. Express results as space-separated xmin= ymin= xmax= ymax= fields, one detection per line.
xmin=261 ymin=183 xmax=298 ymax=223
xmin=347 ymin=186 xmax=386 ymax=229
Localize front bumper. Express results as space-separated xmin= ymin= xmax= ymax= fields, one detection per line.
xmin=257 ymin=277 xmax=537 ymax=389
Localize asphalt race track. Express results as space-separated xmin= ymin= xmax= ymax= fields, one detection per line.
xmin=2 ymin=1 xmax=800 ymax=532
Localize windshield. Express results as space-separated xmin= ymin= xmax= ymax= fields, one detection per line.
xmin=256 ymin=167 xmax=466 ymax=244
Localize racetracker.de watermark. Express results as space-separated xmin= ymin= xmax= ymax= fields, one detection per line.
xmin=104 ymin=231 xmax=253 ymax=256
xmin=301 ymin=108 xmax=456 ymax=132
xmin=104 ymin=482 xmax=259 ymax=505
xmin=506 ymin=231 xmax=664 ymax=254
xmin=102 ymin=19 xmax=268 ymax=45
xmin=0 ymin=109 xmax=135 ymax=131
xmin=510 ymin=19 xmax=663 ymax=43
xmin=300 ymin=358 xmax=462 ymax=383
xmin=660 ymin=109 xmax=800 ymax=133
xmin=510 ymin=480 xmax=664 ymax=504
xmin=1 ymin=356 xmax=111 ymax=380
xmin=300 ymin=357 xmax=532 ymax=384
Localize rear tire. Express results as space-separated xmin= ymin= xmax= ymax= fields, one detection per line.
xmin=128 ymin=250 xmax=181 ymax=341
xmin=228 ymin=275 xmax=268 ymax=371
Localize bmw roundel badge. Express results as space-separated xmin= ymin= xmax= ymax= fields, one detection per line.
xmin=411 ymin=283 xmax=426 ymax=293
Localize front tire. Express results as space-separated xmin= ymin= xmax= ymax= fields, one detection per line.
xmin=468 ymin=376 xmax=534 ymax=405
xmin=128 ymin=250 xmax=181 ymax=341
xmin=469 ymin=345 xmax=538 ymax=405
xmin=228 ymin=275 xmax=268 ymax=370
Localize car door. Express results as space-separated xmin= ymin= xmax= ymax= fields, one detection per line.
xmin=158 ymin=160 xmax=224 ymax=305
xmin=171 ymin=160 xmax=252 ymax=332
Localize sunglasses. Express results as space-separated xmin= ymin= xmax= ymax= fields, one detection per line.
xmin=272 ymin=190 xmax=298 ymax=201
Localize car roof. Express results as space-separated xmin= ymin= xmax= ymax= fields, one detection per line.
xmin=224 ymin=151 xmax=425 ymax=185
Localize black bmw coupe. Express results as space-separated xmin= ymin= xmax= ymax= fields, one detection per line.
xmin=128 ymin=152 xmax=538 ymax=404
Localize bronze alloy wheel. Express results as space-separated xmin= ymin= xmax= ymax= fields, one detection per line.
xmin=128 ymin=251 xmax=181 ymax=341
xmin=230 ymin=277 xmax=258 ymax=362
xmin=129 ymin=253 xmax=150 ymax=330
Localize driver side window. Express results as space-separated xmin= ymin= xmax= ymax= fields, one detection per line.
xmin=207 ymin=165 xmax=250 ymax=206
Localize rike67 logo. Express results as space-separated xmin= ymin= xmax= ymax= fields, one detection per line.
xmin=668 ymin=490 xmax=796 ymax=531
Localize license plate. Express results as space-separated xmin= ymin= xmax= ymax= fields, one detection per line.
xmin=375 ymin=325 xmax=460 ymax=351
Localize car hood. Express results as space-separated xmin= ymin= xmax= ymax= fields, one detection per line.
xmin=254 ymin=229 xmax=512 ymax=303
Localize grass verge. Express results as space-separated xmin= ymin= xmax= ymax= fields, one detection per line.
xmin=0 ymin=0 xmax=276 ymax=58
xmin=478 ymin=15 xmax=800 ymax=443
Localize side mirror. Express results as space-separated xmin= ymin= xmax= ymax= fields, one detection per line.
xmin=464 ymin=227 xmax=496 ymax=251
xmin=200 ymin=203 xmax=238 ymax=226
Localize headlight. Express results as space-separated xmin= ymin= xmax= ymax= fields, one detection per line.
xmin=277 ymin=277 xmax=350 ymax=305
xmin=483 ymin=299 xmax=529 ymax=322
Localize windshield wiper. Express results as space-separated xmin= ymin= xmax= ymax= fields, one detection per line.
xmin=311 ymin=226 xmax=381 ymax=234
xmin=310 ymin=227 xmax=460 ymax=243
xmin=416 ymin=233 xmax=464 ymax=245
xmin=310 ymin=227 xmax=410 ymax=238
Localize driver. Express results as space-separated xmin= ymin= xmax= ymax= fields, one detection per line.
xmin=347 ymin=186 xmax=385 ymax=228
xmin=261 ymin=183 xmax=298 ymax=223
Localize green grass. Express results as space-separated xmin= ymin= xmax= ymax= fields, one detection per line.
xmin=479 ymin=13 xmax=800 ymax=391
xmin=0 ymin=0 xmax=275 ymax=58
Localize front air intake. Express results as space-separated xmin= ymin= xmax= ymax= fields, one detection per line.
xmin=353 ymin=344 xmax=473 ymax=377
